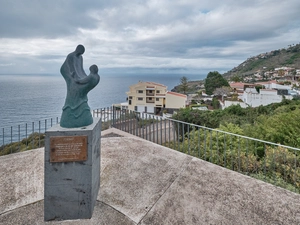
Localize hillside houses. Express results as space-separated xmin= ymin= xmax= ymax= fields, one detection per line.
xmin=224 ymin=80 xmax=296 ymax=108
xmin=242 ymin=66 xmax=300 ymax=83
xmin=192 ymin=79 xmax=298 ymax=110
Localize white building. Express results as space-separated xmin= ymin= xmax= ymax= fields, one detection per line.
xmin=242 ymin=88 xmax=293 ymax=107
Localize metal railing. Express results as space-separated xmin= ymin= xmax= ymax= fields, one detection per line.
xmin=0 ymin=108 xmax=115 ymax=156
xmin=108 ymin=107 xmax=300 ymax=193
xmin=0 ymin=117 xmax=60 ymax=156
xmin=1 ymin=106 xmax=300 ymax=193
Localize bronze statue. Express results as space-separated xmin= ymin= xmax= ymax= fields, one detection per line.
xmin=60 ymin=45 xmax=100 ymax=128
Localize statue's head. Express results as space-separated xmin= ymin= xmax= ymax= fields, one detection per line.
xmin=90 ymin=64 xmax=98 ymax=74
xmin=75 ymin=45 xmax=85 ymax=56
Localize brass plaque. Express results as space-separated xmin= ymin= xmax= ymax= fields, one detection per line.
xmin=50 ymin=136 xmax=87 ymax=162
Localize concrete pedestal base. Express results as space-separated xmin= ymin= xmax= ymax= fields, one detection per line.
xmin=44 ymin=118 xmax=101 ymax=221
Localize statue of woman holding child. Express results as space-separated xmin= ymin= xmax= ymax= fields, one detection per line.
xmin=60 ymin=45 xmax=100 ymax=128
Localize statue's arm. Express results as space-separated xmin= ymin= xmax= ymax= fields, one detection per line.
xmin=75 ymin=74 xmax=93 ymax=84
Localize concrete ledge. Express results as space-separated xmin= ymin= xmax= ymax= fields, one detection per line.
xmin=0 ymin=148 xmax=44 ymax=214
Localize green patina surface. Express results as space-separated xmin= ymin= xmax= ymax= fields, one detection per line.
xmin=60 ymin=45 xmax=100 ymax=128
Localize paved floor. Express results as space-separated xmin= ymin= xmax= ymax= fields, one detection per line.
xmin=1 ymin=128 xmax=300 ymax=224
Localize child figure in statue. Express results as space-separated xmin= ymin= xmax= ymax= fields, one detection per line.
xmin=60 ymin=45 xmax=100 ymax=128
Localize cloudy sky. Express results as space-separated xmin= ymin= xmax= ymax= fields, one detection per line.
xmin=0 ymin=0 xmax=299 ymax=75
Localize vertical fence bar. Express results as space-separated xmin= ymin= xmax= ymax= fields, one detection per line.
xmin=156 ymin=118 xmax=159 ymax=144
xmin=198 ymin=127 xmax=200 ymax=158
xmin=294 ymin=149 xmax=297 ymax=193
xmin=209 ymin=131 xmax=212 ymax=163
xmin=172 ymin=121 xmax=175 ymax=149
xmin=160 ymin=118 xmax=163 ymax=145
xmin=187 ymin=125 xmax=190 ymax=155
xmin=129 ymin=111 xmax=132 ymax=134
xmin=204 ymin=129 xmax=207 ymax=160
xmin=142 ymin=113 xmax=145 ymax=139
xmin=283 ymin=148 xmax=287 ymax=188
xmin=10 ymin=126 xmax=13 ymax=153
xmin=25 ymin=123 xmax=28 ymax=150
xmin=216 ymin=131 xmax=219 ymax=165
xmin=238 ymin=137 xmax=241 ymax=172
xmin=168 ymin=119 xmax=171 ymax=148
xmin=32 ymin=122 xmax=34 ymax=149
xmin=2 ymin=128 xmax=4 ymax=148
xmin=125 ymin=110 xmax=128 ymax=132
xmin=164 ymin=118 xmax=166 ymax=145
xmin=224 ymin=133 xmax=227 ymax=168
xmin=145 ymin=114 xmax=148 ymax=140
xmin=148 ymin=114 xmax=151 ymax=142
xmin=39 ymin=121 xmax=41 ymax=148
xmin=120 ymin=110 xmax=123 ymax=131
xmin=264 ymin=143 xmax=267 ymax=181
xmin=272 ymin=146 xmax=276 ymax=186
xmin=246 ymin=139 xmax=249 ymax=175
xmin=112 ymin=106 xmax=115 ymax=127
xmin=177 ymin=122 xmax=180 ymax=152
xmin=230 ymin=135 xmax=233 ymax=170
xmin=152 ymin=115 xmax=155 ymax=143
xmin=18 ymin=125 xmax=21 ymax=152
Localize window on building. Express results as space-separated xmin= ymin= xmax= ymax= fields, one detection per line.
xmin=156 ymin=98 xmax=159 ymax=101
xmin=134 ymin=106 xmax=137 ymax=111
xmin=129 ymin=100 xmax=132 ymax=105
xmin=156 ymin=90 xmax=160 ymax=93
xmin=129 ymin=96 xmax=132 ymax=99
xmin=138 ymin=97 xmax=143 ymax=101
xmin=149 ymin=97 xmax=152 ymax=100
xmin=149 ymin=90 xmax=153 ymax=93
xmin=138 ymin=90 xmax=143 ymax=93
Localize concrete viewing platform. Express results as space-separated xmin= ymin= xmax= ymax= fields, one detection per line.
xmin=1 ymin=128 xmax=300 ymax=224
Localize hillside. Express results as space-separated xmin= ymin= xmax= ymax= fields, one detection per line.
xmin=223 ymin=43 xmax=300 ymax=78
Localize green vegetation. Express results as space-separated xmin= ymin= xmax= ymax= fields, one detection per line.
xmin=170 ymin=99 xmax=300 ymax=192
xmin=173 ymin=99 xmax=300 ymax=147
xmin=224 ymin=43 xmax=300 ymax=78
xmin=285 ymin=52 xmax=300 ymax=65
xmin=178 ymin=76 xmax=189 ymax=94
xmin=0 ymin=132 xmax=45 ymax=156
xmin=204 ymin=71 xmax=229 ymax=95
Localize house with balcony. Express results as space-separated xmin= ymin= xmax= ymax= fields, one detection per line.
xmin=126 ymin=81 xmax=187 ymax=114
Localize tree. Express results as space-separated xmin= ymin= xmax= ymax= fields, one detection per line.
xmin=204 ymin=71 xmax=229 ymax=95
xmin=179 ymin=76 xmax=189 ymax=94
xmin=231 ymin=75 xmax=242 ymax=82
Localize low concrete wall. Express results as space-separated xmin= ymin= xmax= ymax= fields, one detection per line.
xmin=0 ymin=148 xmax=44 ymax=214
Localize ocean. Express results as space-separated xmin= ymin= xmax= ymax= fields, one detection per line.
xmin=0 ymin=73 xmax=204 ymax=130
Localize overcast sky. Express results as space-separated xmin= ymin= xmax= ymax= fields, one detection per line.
xmin=0 ymin=0 xmax=299 ymax=75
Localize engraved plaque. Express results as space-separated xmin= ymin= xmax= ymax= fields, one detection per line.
xmin=50 ymin=136 xmax=87 ymax=162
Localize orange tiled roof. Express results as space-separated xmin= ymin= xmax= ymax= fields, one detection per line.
xmin=146 ymin=81 xmax=166 ymax=87
xmin=166 ymin=91 xmax=187 ymax=98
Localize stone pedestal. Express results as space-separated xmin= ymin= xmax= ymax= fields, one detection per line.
xmin=44 ymin=118 xmax=101 ymax=221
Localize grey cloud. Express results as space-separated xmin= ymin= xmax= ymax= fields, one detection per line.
xmin=0 ymin=0 xmax=104 ymax=38
xmin=0 ymin=0 xmax=300 ymax=74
